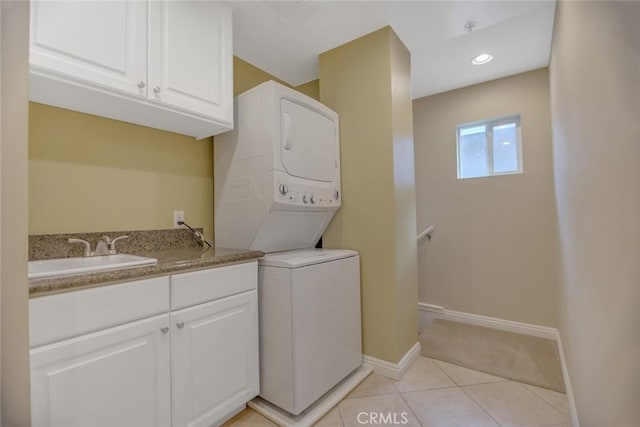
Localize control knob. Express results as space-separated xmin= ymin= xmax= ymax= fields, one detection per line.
xmin=302 ymin=195 xmax=308 ymax=204
xmin=279 ymin=184 xmax=288 ymax=195
xmin=310 ymin=195 xmax=315 ymax=204
xmin=334 ymin=190 xmax=340 ymax=199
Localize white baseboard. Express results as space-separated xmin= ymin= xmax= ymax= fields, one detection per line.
xmin=418 ymin=302 xmax=579 ymax=426
xmin=417 ymin=302 xmax=557 ymax=340
xmin=362 ymin=341 xmax=421 ymax=380
xmin=555 ymin=331 xmax=580 ymax=427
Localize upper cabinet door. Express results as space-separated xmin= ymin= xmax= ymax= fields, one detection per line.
xmin=148 ymin=1 xmax=233 ymax=123
xmin=30 ymin=1 xmax=147 ymax=98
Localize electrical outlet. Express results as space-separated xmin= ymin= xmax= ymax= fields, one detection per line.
xmin=173 ymin=210 xmax=185 ymax=228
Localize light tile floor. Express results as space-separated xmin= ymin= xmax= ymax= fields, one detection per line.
xmin=223 ymin=356 xmax=572 ymax=427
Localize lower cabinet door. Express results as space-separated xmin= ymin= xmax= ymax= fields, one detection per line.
xmin=30 ymin=314 xmax=171 ymax=427
xmin=171 ymin=290 xmax=259 ymax=427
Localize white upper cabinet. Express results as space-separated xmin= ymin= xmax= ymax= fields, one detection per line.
xmin=148 ymin=1 xmax=232 ymax=120
xmin=29 ymin=0 xmax=233 ymax=139
xmin=30 ymin=1 xmax=147 ymax=99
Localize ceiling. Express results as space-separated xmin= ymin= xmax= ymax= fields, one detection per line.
xmin=227 ymin=1 xmax=556 ymax=99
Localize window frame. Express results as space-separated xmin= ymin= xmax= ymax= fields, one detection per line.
xmin=456 ymin=114 xmax=523 ymax=180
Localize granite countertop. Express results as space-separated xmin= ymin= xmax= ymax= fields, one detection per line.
xmin=29 ymin=246 xmax=264 ymax=297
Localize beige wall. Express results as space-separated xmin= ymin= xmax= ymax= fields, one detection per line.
xmin=320 ymin=27 xmax=418 ymax=363
xmin=390 ymin=31 xmax=419 ymax=359
xmin=233 ymin=56 xmax=288 ymax=96
xmin=29 ymin=103 xmax=216 ymax=240
xmin=550 ymin=1 xmax=640 ymax=425
xmin=29 ymin=57 xmax=314 ymax=241
xmin=413 ymin=68 xmax=558 ymax=327
xmin=234 ymin=56 xmax=319 ymax=101
xmin=1 ymin=1 xmax=31 ymax=425
xmin=293 ymin=79 xmax=319 ymax=101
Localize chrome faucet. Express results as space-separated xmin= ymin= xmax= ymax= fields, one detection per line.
xmin=94 ymin=237 xmax=111 ymax=256
xmin=68 ymin=235 xmax=129 ymax=257
xmin=68 ymin=238 xmax=93 ymax=257
xmin=107 ymin=235 xmax=129 ymax=254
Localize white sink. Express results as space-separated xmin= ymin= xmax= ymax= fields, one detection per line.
xmin=29 ymin=254 xmax=158 ymax=279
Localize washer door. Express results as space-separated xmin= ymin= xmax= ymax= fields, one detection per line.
xmin=280 ymin=98 xmax=338 ymax=182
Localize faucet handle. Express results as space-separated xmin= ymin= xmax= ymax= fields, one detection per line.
xmin=68 ymin=238 xmax=93 ymax=257
xmin=108 ymin=235 xmax=129 ymax=254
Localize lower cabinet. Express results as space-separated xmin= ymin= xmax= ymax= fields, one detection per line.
xmin=30 ymin=314 xmax=171 ymax=427
xmin=171 ymin=290 xmax=259 ymax=427
xmin=29 ymin=262 xmax=259 ymax=427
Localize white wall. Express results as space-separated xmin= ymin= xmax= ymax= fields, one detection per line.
xmin=413 ymin=68 xmax=559 ymax=327
xmin=550 ymin=1 xmax=640 ymax=425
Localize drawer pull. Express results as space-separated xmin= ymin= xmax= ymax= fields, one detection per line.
xmin=161 ymin=327 xmax=169 ymax=334
xmin=176 ymin=322 xmax=185 ymax=329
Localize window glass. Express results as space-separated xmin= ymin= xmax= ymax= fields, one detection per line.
xmin=459 ymin=125 xmax=488 ymax=179
xmin=492 ymin=123 xmax=518 ymax=173
xmin=457 ymin=115 xmax=522 ymax=179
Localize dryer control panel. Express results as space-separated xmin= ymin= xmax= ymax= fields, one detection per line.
xmin=274 ymin=180 xmax=340 ymax=209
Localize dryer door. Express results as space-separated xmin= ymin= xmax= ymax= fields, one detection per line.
xmin=280 ymin=99 xmax=338 ymax=182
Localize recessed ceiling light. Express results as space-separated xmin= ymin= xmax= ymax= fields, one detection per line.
xmin=472 ymin=53 xmax=493 ymax=65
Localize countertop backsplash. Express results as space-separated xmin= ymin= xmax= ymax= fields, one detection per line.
xmin=29 ymin=228 xmax=205 ymax=261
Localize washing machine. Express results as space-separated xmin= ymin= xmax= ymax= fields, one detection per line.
xmin=214 ymin=81 xmax=362 ymax=416
xmin=257 ymin=249 xmax=361 ymax=415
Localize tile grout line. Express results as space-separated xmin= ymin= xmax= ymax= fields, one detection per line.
xmin=343 ymin=391 xmax=399 ymax=400
xmin=428 ymin=357 xmax=460 ymax=385
xmin=396 ymin=385 xmax=427 ymax=427
xmin=395 ymin=358 xmax=451 ymax=427
xmin=397 ymin=384 xmax=464 ymax=394
xmin=433 ymin=355 xmax=530 ymax=427
xmin=391 ymin=364 xmax=424 ymax=426
xmin=335 ymin=403 xmax=346 ymax=427
xmin=431 ymin=355 xmax=568 ymax=425
xmin=460 ymin=385 xmax=505 ymax=427
xmin=517 ymin=382 xmax=570 ymax=421
xmin=429 ymin=358 xmax=510 ymax=387
xmin=393 ymin=357 xmax=460 ymax=394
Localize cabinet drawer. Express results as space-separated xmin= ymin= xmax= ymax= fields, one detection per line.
xmin=170 ymin=261 xmax=257 ymax=310
xmin=30 ymin=276 xmax=170 ymax=347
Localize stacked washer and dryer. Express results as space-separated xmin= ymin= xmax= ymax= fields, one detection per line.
xmin=214 ymin=81 xmax=362 ymax=417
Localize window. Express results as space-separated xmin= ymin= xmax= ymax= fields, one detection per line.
xmin=456 ymin=115 xmax=522 ymax=179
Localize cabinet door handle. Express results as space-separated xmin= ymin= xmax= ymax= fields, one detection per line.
xmin=161 ymin=326 xmax=169 ymax=334
xmin=153 ymin=86 xmax=161 ymax=94
xmin=283 ymin=112 xmax=293 ymax=150
xmin=176 ymin=322 xmax=184 ymax=329
xmin=138 ymin=81 xmax=146 ymax=89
